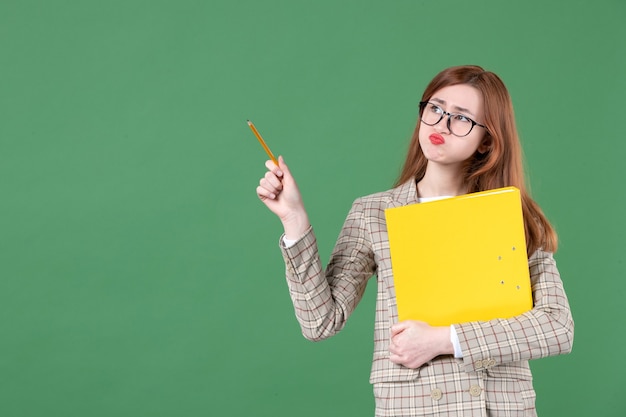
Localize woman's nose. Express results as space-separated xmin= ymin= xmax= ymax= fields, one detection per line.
xmin=434 ymin=114 xmax=451 ymax=134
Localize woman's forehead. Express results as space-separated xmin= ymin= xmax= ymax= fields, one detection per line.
xmin=429 ymin=85 xmax=483 ymax=117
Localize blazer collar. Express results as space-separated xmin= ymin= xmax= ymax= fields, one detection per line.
xmin=387 ymin=179 xmax=420 ymax=208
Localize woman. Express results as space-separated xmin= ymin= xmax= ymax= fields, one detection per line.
xmin=256 ymin=65 xmax=574 ymax=416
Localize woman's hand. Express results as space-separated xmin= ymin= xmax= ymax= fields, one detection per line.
xmin=256 ymin=156 xmax=310 ymax=240
xmin=389 ymin=321 xmax=453 ymax=369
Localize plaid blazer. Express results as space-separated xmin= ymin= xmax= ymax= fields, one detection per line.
xmin=280 ymin=179 xmax=574 ymax=416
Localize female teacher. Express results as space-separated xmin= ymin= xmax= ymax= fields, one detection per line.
xmin=255 ymin=65 xmax=574 ymax=416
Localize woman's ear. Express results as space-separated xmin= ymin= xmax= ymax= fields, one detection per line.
xmin=477 ymin=135 xmax=492 ymax=154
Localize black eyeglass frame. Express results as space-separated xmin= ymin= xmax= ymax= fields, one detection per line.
xmin=419 ymin=101 xmax=488 ymax=137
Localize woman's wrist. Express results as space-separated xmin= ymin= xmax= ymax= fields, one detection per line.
xmin=437 ymin=326 xmax=454 ymax=356
xmin=281 ymin=210 xmax=311 ymax=240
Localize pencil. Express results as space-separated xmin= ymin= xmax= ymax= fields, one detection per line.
xmin=247 ymin=120 xmax=278 ymax=165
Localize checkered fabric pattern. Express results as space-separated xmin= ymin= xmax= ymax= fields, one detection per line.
xmin=280 ymin=180 xmax=574 ymax=416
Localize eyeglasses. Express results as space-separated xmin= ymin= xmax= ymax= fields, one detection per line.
xmin=419 ymin=101 xmax=487 ymax=137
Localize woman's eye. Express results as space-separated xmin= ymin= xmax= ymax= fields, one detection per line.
xmin=430 ymin=105 xmax=443 ymax=114
xmin=454 ymin=114 xmax=471 ymax=123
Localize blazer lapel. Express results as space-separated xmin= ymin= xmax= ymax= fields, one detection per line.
xmin=386 ymin=179 xmax=420 ymax=209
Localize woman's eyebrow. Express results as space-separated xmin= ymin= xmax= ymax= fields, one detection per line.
xmin=452 ymin=105 xmax=475 ymax=117
xmin=430 ymin=97 xmax=476 ymax=117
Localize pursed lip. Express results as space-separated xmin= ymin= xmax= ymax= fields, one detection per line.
xmin=429 ymin=133 xmax=445 ymax=145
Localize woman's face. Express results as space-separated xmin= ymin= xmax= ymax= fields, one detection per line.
xmin=418 ymin=84 xmax=488 ymax=167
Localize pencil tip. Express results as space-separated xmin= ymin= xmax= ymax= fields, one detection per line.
xmin=247 ymin=119 xmax=252 ymax=125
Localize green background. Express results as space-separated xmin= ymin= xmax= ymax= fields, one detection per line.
xmin=1 ymin=0 xmax=624 ymax=416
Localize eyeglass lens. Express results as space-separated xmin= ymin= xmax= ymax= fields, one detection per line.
xmin=421 ymin=103 xmax=475 ymax=137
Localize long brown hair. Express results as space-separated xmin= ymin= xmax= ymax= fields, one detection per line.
xmin=395 ymin=65 xmax=557 ymax=254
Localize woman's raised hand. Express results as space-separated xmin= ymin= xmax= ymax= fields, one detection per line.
xmin=256 ymin=156 xmax=310 ymax=240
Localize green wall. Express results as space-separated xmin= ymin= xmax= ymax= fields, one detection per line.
xmin=1 ymin=0 xmax=624 ymax=416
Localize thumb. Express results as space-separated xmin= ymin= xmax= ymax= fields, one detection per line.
xmin=278 ymin=155 xmax=294 ymax=181
xmin=391 ymin=321 xmax=410 ymax=337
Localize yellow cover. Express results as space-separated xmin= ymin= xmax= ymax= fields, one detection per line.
xmin=385 ymin=187 xmax=532 ymax=326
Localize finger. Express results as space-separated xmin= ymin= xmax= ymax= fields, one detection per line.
xmin=265 ymin=159 xmax=283 ymax=178
xmin=277 ymin=156 xmax=293 ymax=180
xmin=391 ymin=321 xmax=409 ymax=337
xmin=256 ymin=185 xmax=276 ymax=200
xmin=263 ymin=170 xmax=283 ymax=191
xmin=258 ymin=178 xmax=281 ymax=198
xmin=389 ymin=353 xmax=404 ymax=366
xmin=259 ymin=174 xmax=283 ymax=195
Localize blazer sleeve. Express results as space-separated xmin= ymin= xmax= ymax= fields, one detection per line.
xmin=455 ymin=249 xmax=574 ymax=373
xmin=280 ymin=198 xmax=376 ymax=342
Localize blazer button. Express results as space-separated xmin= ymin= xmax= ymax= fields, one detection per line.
xmin=431 ymin=388 xmax=443 ymax=401
xmin=469 ymin=385 xmax=482 ymax=397
xmin=474 ymin=360 xmax=483 ymax=369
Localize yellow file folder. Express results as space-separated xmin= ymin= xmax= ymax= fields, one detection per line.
xmin=385 ymin=187 xmax=533 ymax=326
